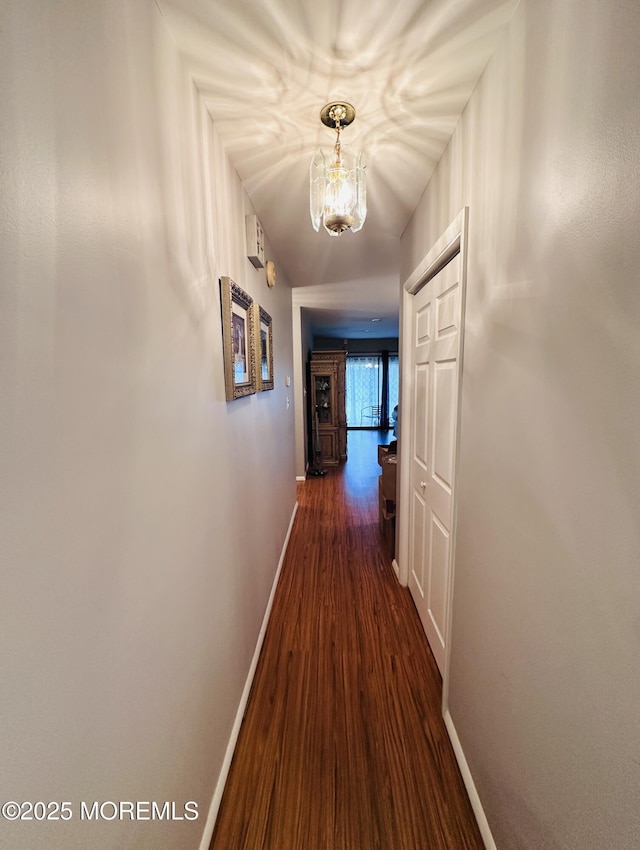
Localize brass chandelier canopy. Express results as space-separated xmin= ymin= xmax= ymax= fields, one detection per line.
xmin=310 ymin=102 xmax=366 ymax=236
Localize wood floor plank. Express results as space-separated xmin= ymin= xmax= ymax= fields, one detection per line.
xmin=210 ymin=431 xmax=483 ymax=850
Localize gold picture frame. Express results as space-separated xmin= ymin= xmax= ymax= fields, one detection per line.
xmin=220 ymin=277 xmax=256 ymax=401
xmin=254 ymin=303 xmax=274 ymax=391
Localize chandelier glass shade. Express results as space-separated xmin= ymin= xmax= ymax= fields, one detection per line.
xmin=310 ymin=103 xmax=366 ymax=236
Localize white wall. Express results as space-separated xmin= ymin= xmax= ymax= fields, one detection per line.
xmin=292 ymin=304 xmax=314 ymax=479
xmin=0 ymin=2 xmax=295 ymax=848
xmin=401 ymin=1 xmax=640 ymax=847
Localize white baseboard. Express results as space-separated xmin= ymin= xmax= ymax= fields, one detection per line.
xmin=443 ymin=709 xmax=497 ymax=850
xmin=296 ymin=475 xmax=306 ymax=482
xmin=198 ymin=500 xmax=299 ymax=850
xmin=391 ymin=558 xmax=400 ymax=581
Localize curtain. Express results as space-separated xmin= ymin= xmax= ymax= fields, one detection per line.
xmin=346 ymin=356 xmax=382 ymax=426
xmin=345 ymin=354 xmax=399 ymax=428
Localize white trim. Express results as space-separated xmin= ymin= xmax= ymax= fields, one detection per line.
xmin=441 ymin=207 xmax=469 ymax=711
xmin=391 ymin=558 xmax=400 ymax=580
xmin=296 ymin=476 xmax=306 ymax=482
xmin=291 ymin=301 xmax=306 ymax=479
xmin=198 ymin=500 xmax=299 ymax=850
xmin=444 ymin=710 xmax=497 ymax=850
xmin=403 ymin=212 xmax=466 ymax=294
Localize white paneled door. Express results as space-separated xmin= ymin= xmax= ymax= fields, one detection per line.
xmin=408 ymin=253 xmax=463 ymax=675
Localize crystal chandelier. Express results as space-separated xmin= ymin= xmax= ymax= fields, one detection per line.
xmin=310 ymin=102 xmax=366 ymax=236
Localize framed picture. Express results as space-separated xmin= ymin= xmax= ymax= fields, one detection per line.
xmin=254 ymin=303 xmax=274 ymax=391
xmin=220 ymin=276 xmax=256 ymax=401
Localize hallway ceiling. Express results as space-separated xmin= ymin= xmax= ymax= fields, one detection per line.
xmin=158 ymin=0 xmax=515 ymax=338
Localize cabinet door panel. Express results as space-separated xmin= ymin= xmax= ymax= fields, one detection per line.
xmin=319 ymin=431 xmax=337 ymax=465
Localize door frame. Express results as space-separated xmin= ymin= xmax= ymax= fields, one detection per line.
xmin=396 ymin=207 xmax=469 ymax=696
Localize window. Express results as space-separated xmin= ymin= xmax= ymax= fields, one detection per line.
xmin=346 ymin=354 xmax=399 ymax=428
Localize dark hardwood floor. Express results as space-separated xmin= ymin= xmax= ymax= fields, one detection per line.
xmin=210 ymin=430 xmax=483 ymax=850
